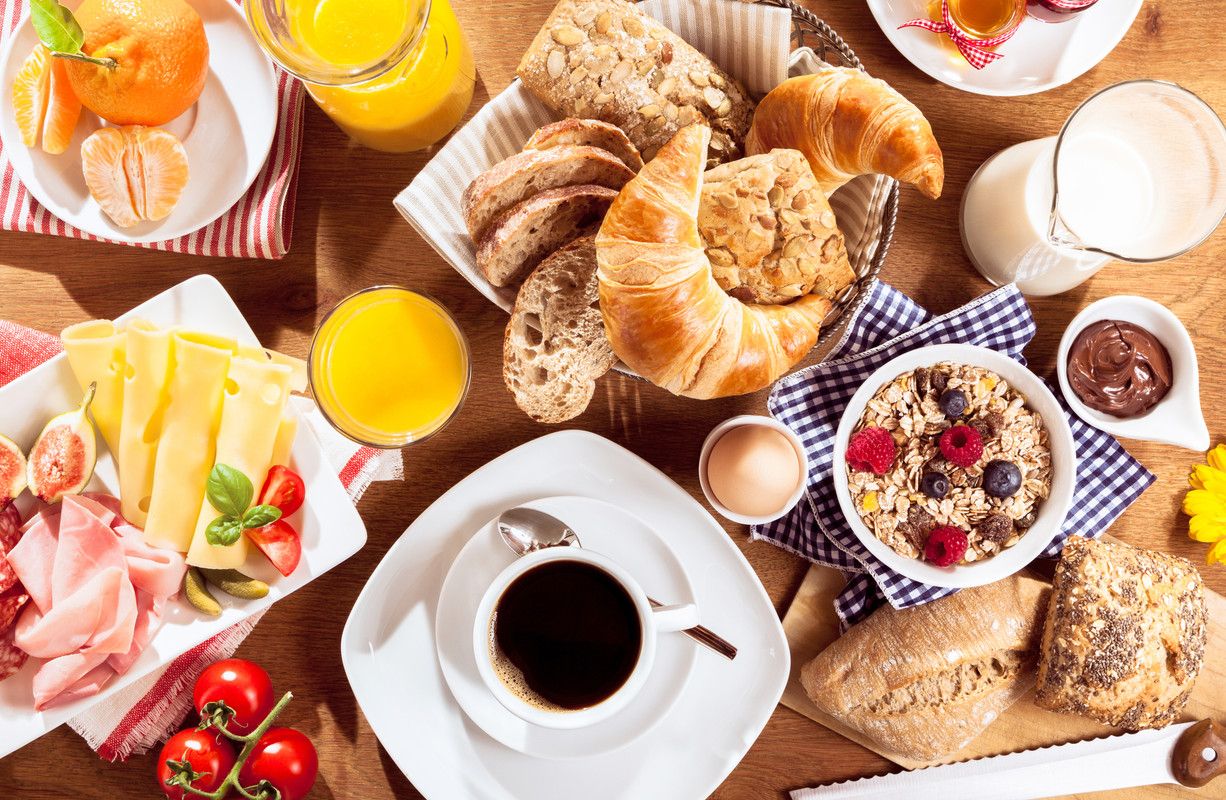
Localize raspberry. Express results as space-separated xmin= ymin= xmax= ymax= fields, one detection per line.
xmin=924 ymin=526 xmax=968 ymax=567
xmin=939 ymin=425 xmax=983 ymax=468
xmin=846 ymin=427 xmax=896 ymax=475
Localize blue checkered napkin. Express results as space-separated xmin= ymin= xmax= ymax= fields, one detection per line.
xmin=752 ymin=281 xmax=1156 ymax=627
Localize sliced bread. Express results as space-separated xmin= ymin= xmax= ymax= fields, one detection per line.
xmin=504 ymin=235 xmax=617 ymax=423
xmin=476 ymin=184 xmax=617 ymax=287
xmin=462 ymin=145 xmax=634 ymax=241
xmin=525 ymin=118 xmax=645 ymax=172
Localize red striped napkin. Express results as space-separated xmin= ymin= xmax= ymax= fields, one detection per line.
xmin=0 ymin=320 xmax=400 ymax=761
xmin=0 ymin=0 xmax=305 ymax=259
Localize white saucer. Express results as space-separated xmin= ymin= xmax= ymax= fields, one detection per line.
xmin=866 ymin=0 xmax=1142 ymax=97
xmin=0 ymin=0 xmax=278 ymax=243
xmin=435 ymin=496 xmax=697 ymax=759
xmin=341 ymin=430 xmax=790 ymax=800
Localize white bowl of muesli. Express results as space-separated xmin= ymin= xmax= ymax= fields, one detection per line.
xmin=833 ymin=344 xmax=1076 ymax=589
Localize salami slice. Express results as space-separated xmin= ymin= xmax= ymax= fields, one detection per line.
xmin=0 ymin=504 xmax=22 ymax=595
xmin=0 ymin=589 xmax=28 ymax=632
xmin=0 ymin=630 xmax=27 ymax=682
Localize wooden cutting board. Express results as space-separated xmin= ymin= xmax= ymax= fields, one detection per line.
xmin=781 ymin=564 xmax=1226 ymax=799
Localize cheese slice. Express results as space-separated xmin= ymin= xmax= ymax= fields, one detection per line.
xmin=144 ymin=333 xmax=232 ymax=551
xmin=117 ymin=320 xmax=173 ymax=527
xmin=270 ymin=412 xmax=299 ymax=469
xmin=60 ymin=320 xmax=126 ymax=457
xmin=186 ymin=356 xmax=293 ymax=569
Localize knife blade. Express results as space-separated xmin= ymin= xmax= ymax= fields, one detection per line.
xmin=791 ymin=722 xmax=1195 ymax=800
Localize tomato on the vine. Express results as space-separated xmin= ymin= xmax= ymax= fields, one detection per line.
xmin=157 ymin=728 xmax=236 ymax=800
xmin=194 ymin=658 xmax=276 ymax=734
xmin=238 ymin=727 xmax=319 ymax=800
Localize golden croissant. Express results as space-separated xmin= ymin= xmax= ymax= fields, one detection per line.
xmin=596 ymin=125 xmax=833 ymax=400
xmin=746 ymin=68 xmax=944 ymax=199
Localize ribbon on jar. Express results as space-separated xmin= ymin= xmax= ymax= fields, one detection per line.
xmin=898 ymin=0 xmax=1017 ymax=70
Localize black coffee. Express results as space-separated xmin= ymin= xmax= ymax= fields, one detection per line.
xmin=491 ymin=559 xmax=642 ymax=711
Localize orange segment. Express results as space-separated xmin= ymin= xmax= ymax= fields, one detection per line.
xmin=42 ymin=57 xmax=83 ymax=155
xmin=11 ymin=45 xmax=84 ymax=155
xmin=81 ymin=125 xmax=188 ymax=228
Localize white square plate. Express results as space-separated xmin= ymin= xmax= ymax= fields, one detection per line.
xmin=0 ymin=274 xmax=366 ymax=758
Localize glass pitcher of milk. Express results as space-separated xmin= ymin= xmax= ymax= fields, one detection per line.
xmin=961 ymin=80 xmax=1226 ymax=296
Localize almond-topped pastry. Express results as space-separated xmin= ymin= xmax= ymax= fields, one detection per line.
xmin=1035 ymin=536 xmax=1207 ymax=731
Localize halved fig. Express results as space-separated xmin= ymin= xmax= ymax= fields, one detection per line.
xmin=0 ymin=435 xmax=26 ymax=509
xmin=27 ymin=382 xmax=98 ymax=504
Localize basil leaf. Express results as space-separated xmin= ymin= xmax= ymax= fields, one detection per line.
xmin=242 ymin=504 xmax=282 ymax=529
xmin=205 ymin=516 xmax=244 ymax=547
xmin=207 ymin=464 xmax=253 ymax=518
xmin=29 ymin=0 xmax=83 ymax=55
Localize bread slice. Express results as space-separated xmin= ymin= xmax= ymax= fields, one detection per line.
xmin=462 ymin=145 xmax=634 ymax=241
xmin=525 ymin=118 xmax=644 ymax=172
xmin=504 ymin=235 xmax=617 ymax=423
xmin=476 ymin=185 xmax=617 ymax=288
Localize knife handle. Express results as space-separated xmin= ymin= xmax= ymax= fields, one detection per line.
xmin=1173 ymin=719 xmax=1226 ymax=788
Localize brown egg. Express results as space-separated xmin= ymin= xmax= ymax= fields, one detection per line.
xmin=706 ymin=424 xmax=802 ymax=518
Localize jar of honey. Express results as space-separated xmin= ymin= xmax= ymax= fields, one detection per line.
xmin=927 ymin=0 xmax=1027 ymax=40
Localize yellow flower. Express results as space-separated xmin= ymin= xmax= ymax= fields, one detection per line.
xmin=1183 ymin=445 xmax=1226 ymax=564
xmin=1209 ymin=538 xmax=1226 ymax=565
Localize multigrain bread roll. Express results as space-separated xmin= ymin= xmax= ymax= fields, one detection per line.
xmin=1035 ymin=537 xmax=1207 ymax=731
xmin=516 ymin=0 xmax=754 ymax=165
xmin=801 ymin=575 xmax=1049 ymax=764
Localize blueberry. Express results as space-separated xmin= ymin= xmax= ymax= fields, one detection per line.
xmin=938 ymin=389 xmax=968 ymax=419
xmin=920 ymin=471 xmax=950 ymax=499
xmin=983 ymin=460 xmax=1022 ymax=498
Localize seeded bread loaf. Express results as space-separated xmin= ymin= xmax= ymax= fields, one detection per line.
xmin=525 ymin=117 xmax=644 ymax=171
xmin=1035 ymin=536 xmax=1207 ymax=731
xmin=698 ymin=149 xmax=854 ymax=305
xmin=516 ymin=0 xmax=754 ymax=165
xmin=801 ymin=574 xmax=1049 ymax=764
xmin=504 ymin=235 xmax=617 ymax=423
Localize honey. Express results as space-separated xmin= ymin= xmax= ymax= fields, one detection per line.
xmin=928 ymin=0 xmax=1026 ymax=39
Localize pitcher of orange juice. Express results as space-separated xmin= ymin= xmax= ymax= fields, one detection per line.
xmin=246 ymin=0 xmax=475 ymax=152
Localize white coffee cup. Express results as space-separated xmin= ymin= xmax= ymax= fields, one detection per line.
xmin=472 ymin=547 xmax=699 ymax=730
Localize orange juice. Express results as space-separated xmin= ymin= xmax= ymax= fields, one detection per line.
xmin=310 ymin=287 xmax=470 ymax=447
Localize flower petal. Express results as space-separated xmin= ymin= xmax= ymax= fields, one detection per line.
xmin=1207 ymin=537 xmax=1226 ymax=565
xmin=1182 ymin=489 xmax=1226 ymax=519
xmin=1207 ymin=444 xmax=1226 ymax=472
xmin=1189 ymin=515 xmax=1226 ymax=543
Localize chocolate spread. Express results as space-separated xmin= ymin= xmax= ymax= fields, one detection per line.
xmin=1067 ymin=320 xmax=1173 ymax=418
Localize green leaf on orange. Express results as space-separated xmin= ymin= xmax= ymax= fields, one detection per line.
xmin=28 ymin=0 xmax=83 ymax=56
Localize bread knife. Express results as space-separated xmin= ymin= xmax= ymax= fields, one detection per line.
xmin=790 ymin=719 xmax=1226 ymax=800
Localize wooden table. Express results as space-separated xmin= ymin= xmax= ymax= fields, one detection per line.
xmin=2 ymin=0 xmax=1224 ymax=797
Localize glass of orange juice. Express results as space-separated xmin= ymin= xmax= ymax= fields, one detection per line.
xmin=309 ymin=287 xmax=471 ymax=447
xmin=246 ymin=0 xmax=475 ymax=152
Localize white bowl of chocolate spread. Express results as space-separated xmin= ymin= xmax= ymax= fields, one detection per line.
xmin=1058 ymin=295 xmax=1209 ymax=451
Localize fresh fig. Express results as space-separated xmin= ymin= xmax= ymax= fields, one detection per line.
xmin=0 ymin=434 xmax=26 ymax=509
xmin=27 ymin=382 xmax=98 ymax=504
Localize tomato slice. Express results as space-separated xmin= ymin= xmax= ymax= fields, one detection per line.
xmin=246 ymin=520 xmax=302 ymax=577
xmin=258 ymin=466 xmax=306 ymax=517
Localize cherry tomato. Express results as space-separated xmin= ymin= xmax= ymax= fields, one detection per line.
xmin=258 ymin=465 xmax=306 ymax=517
xmin=246 ymin=519 xmax=302 ymax=577
xmin=193 ymin=658 xmax=276 ymax=735
xmin=238 ymin=727 xmax=319 ymax=800
xmin=157 ymin=728 xmax=236 ymax=800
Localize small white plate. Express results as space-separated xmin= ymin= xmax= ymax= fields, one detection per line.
xmin=0 ymin=274 xmax=367 ymax=759
xmin=866 ymin=0 xmax=1142 ymax=97
xmin=832 ymin=344 xmax=1076 ymax=589
xmin=0 ymin=0 xmax=278 ymax=243
xmin=341 ymin=430 xmax=789 ymax=800
xmin=1057 ymin=295 xmax=1209 ymax=451
xmin=435 ymin=496 xmax=697 ymax=759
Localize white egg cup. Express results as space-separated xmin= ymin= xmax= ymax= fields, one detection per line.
xmin=698 ymin=415 xmax=809 ymax=526
xmin=1057 ymin=295 xmax=1209 ymax=452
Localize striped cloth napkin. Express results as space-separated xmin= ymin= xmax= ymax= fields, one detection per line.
xmin=0 ymin=0 xmax=305 ymax=259
xmin=0 ymin=320 xmax=401 ymax=761
xmin=752 ymin=281 xmax=1155 ymax=627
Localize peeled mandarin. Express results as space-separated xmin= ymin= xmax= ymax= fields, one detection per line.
xmin=81 ymin=125 xmax=189 ymax=228
xmin=706 ymin=425 xmax=802 ymax=518
xmin=11 ymin=45 xmax=82 ymax=155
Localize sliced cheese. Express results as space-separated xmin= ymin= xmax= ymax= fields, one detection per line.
xmin=143 ymin=333 xmax=232 ymax=551
xmin=237 ymin=345 xmax=309 ymax=394
xmin=185 ymin=356 xmax=293 ymax=570
xmin=270 ymin=412 xmax=299 ymax=469
xmin=117 ymin=319 xmax=173 ymax=527
xmin=60 ymin=320 xmax=125 ymax=457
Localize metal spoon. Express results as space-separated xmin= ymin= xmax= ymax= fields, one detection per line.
xmin=496 ymin=507 xmax=737 ymax=661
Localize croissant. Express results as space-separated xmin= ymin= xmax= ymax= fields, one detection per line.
xmin=745 ymin=69 xmax=944 ymax=199
xmin=596 ymin=125 xmax=832 ymax=400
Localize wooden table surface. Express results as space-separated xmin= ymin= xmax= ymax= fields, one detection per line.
xmin=2 ymin=0 xmax=1224 ymax=797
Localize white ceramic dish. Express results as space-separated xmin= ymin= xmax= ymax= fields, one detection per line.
xmin=866 ymin=0 xmax=1142 ymax=97
xmin=341 ymin=430 xmax=789 ymax=800
xmin=436 ymin=496 xmax=697 ymax=757
xmin=698 ymin=415 xmax=808 ymax=525
xmin=832 ymin=344 xmax=1076 ymax=589
xmin=1057 ymin=295 xmax=1209 ymax=451
xmin=0 ymin=0 xmax=278 ymax=244
xmin=0 ymin=274 xmax=367 ymax=759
